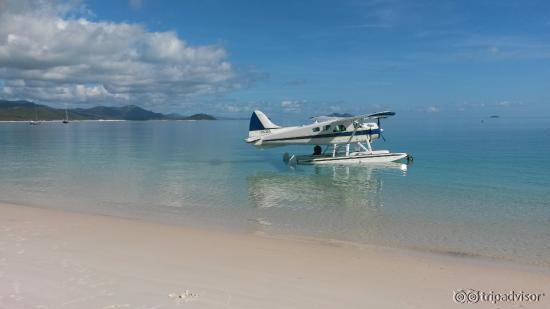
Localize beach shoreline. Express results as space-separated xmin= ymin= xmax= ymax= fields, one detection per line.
xmin=1 ymin=201 xmax=549 ymax=308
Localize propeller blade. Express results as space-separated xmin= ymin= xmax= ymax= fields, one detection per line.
xmin=377 ymin=118 xmax=386 ymax=141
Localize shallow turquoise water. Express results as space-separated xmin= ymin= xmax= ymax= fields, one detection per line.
xmin=1 ymin=117 xmax=549 ymax=265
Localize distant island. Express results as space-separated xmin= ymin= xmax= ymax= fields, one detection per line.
xmin=0 ymin=100 xmax=216 ymax=121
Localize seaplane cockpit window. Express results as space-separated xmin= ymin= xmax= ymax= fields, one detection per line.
xmin=312 ymin=127 xmax=320 ymax=132
xmin=333 ymin=124 xmax=347 ymax=132
xmin=324 ymin=125 xmax=331 ymax=131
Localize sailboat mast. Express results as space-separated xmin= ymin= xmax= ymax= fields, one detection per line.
xmin=62 ymin=104 xmax=70 ymax=123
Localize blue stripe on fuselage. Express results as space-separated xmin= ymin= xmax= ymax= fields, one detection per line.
xmin=264 ymin=129 xmax=381 ymax=142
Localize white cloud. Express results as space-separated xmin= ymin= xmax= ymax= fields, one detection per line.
xmin=413 ymin=34 xmax=550 ymax=62
xmin=280 ymin=99 xmax=303 ymax=112
xmin=218 ymin=102 xmax=255 ymax=113
xmin=458 ymin=35 xmax=550 ymax=60
xmin=426 ymin=106 xmax=440 ymax=113
xmin=495 ymin=100 xmax=511 ymax=107
xmin=0 ymin=0 xmax=243 ymax=107
xmin=488 ymin=46 xmax=500 ymax=55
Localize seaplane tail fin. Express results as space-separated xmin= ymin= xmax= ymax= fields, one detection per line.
xmin=249 ymin=110 xmax=281 ymax=131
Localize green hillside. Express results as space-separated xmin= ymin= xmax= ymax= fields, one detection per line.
xmin=0 ymin=100 xmax=217 ymax=121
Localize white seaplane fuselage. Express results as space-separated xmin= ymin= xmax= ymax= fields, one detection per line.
xmin=244 ymin=110 xmax=409 ymax=165
xmin=246 ymin=121 xmax=380 ymax=147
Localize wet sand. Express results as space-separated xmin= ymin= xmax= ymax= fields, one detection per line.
xmin=0 ymin=202 xmax=549 ymax=308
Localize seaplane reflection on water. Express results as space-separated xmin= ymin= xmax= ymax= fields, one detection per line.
xmin=245 ymin=110 xmax=412 ymax=166
xmin=246 ymin=163 xmax=407 ymax=211
xmin=245 ymin=164 xmax=409 ymax=237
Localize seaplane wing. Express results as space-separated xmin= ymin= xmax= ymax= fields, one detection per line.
xmin=326 ymin=111 xmax=395 ymax=123
xmin=245 ymin=110 xmax=395 ymax=147
xmin=310 ymin=111 xmax=395 ymax=125
xmin=353 ymin=110 xmax=396 ymax=120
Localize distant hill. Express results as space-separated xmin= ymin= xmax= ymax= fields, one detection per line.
xmin=72 ymin=105 xmax=165 ymax=120
xmin=0 ymin=100 xmax=88 ymax=121
xmin=164 ymin=113 xmax=215 ymax=120
xmin=0 ymin=100 xmax=216 ymax=121
xmin=186 ymin=113 xmax=216 ymax=120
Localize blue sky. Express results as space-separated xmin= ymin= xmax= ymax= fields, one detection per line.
xmin=1 ymin=0 xmax=549 ymax=118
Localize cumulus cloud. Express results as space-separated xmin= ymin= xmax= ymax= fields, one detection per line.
xmin=0 ymin=0 xmax=243 ymax=107
xmin=280 ymin=99 xmax=303 ymax=112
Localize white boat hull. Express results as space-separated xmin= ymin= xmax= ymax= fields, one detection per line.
xmin=288 ymin=152 xmax=409 ymax=165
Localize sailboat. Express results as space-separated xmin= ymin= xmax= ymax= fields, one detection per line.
xmin=62 ymin=105 xmax=69 ymax=124
xmin=29 ymin=106 xmax=41 ymax=125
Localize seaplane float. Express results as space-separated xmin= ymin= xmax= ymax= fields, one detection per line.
xmin=245 ymin=110 xmax=413 ymax=165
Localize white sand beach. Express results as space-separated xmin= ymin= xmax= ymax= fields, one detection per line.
xmin=0 ymin=202 xmax=549 ymax=309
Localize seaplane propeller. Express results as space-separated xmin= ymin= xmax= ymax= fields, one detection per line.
xmin=376 ymin=118 xmax=387 ymax=142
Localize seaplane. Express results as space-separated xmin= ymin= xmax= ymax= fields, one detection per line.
xmin=244 ymin=110 xmax=412 ymax=165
